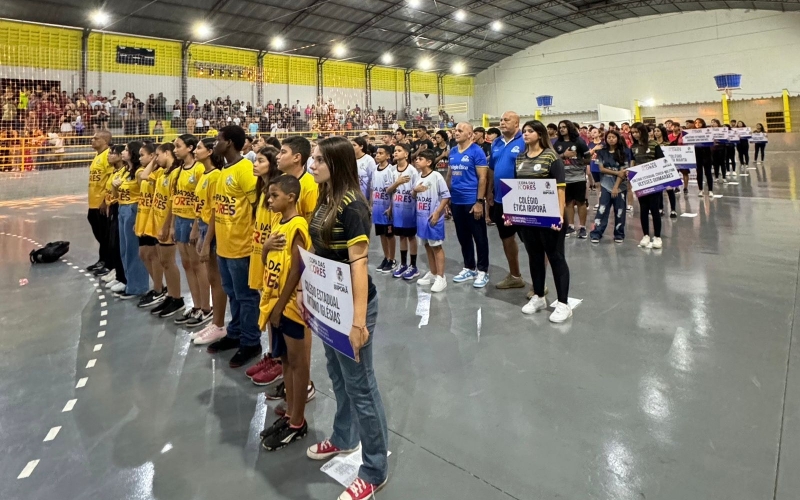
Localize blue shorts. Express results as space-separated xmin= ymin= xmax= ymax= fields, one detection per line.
xmin=270 ymin=315 xmax=305 ymax=358
xmin=173 ymin=216 xmax=194 ymax=244
xmin=198 ymin=220 xmax=216 ymax=251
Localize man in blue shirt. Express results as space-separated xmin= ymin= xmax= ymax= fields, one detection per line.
xmin=449 ymin=122 xmax=490 ymax=288
xmin=487 ymin=111 xmax=526 ymax=290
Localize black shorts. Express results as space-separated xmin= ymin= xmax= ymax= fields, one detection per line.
xmin=270 ymin=315 xmax=305 ymax=358
xmin=490 ymin=202 xmax=516 ymax=240
xmin=392 ymin=226 xmax=417 ymax=238
xmin=138 ymin=235 xmax=158 ymax=246
xmin=374 ymin=223 xmax=394 ymax=237
xmin=565 ymin=181 xmax=588 ymax=205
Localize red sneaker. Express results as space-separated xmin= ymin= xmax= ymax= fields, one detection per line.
xmin=251 ymin=359 xmax=283 ymax=386
xmin=306 ymin=438 xmax=360 ymax=460
xmin=338 ymin=478 xmax=387 ymax=500
xmin=246 ymin=355 xmax=274 ymax=379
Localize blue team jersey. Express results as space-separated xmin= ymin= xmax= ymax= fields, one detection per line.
xmin=415 ymin=171 xmax=450 ymax=241
xmin=391 ymin=165 xmax=419 ymax=228
xmin=448 ymin=142 xmax=487 ymax=205
xmin=489 ymin=132 xmax=524 ymax=203
xmin=371 ymin=164 xmax=395 ymax=225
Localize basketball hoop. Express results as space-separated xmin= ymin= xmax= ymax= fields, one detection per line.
xmin=714 ymin=74 xmax=742 ymax=99
xmin=536 ymin=95 xmax=553 ymax=114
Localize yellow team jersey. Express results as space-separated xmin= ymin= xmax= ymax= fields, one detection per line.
xmin=136 ymin=170 xmax=157 ymax=236
xmin=249 ymin=200 xmax=281 ymax=290
xmin=258 ymin=215 xmax=311 ymax=329
xmin=105 ymin=169 xmax=122 ymax=205
xmin=214 ymin=158 xmax=257 ymax=259
xmin=153 ymin=168 xmax=178 ymax=241
xmin=172 ymin=162 xmax=205 ymax=219
xmin=297 ymin=171 xmax=319 ymax=222
xmin=195 ymin=169 xmax=220 ymax=224
xmin=88 ymin=149 xmax=114 ymax=209
xmin=117 ymin=167 xmax=144 ymax=205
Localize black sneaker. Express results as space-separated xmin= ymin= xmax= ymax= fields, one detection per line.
xmin=261 ymin=420 xmax=308 ymax=451
xmin=139 ymin=288 xmax=166 ymax=308
xmin=206 ymin=336 xmax=240 ymax=353
xmin=186 ymin=308 xmax=213 ymax=328
xmin=265 ymin=381 xmax=286 ymax=401
xmin=380 ymin=260 xmax=396 ymax=274
xmin=117 ymin=292 xmax=138 ymax=300
xmin=565 ymin=226 xmax=576 ymax=238
xmin=86 ymin=261 xmax=104 ymax=272
xmin=375 ymin=258 xmax=388 ymax=272
xmin=577 ymin=227 xmax=588 ymax=239
xmin=137 ymin=290 xmax=156 ymax=308
xmin=174 ymin=307 xmax=196 ymax=325
xmin=670 ymin=211 xmax=678 ymax=219
xmin=260 ymin=416 xmax=289 ymax=439
xmin=150 ymin=296 xmax=171 ymax=315
xmin=93 ymin=266 xmax=111 ymax=276
xmin=158 ymin=297 xmax=185 ymax=318
xmin=229 ymin=344 xmax=263 ymax=368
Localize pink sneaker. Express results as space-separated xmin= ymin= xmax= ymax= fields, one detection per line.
xmin=251 ymin=359 xmax=284 ymax=386
xmin=338 ymin=478 xmax=388 ymax=500
xmin=306 ymin=438 xmax=360 ymax=460
xmin=190 ymin=323 xmax=213 ymax=341
xmin=246 ymin=355 xmax=275 ymax=378
xmin=192 ymin=325 xmax=227 ymax=346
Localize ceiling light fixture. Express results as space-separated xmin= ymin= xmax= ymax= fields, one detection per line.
xmin=90 ymin=10 xmax=110 ymax=26
xmin=381 ymin=53 xmax=393 ymax=65
xmin=271 ymin=36 xmax=284 ymax=49
xmin=408 ymin=0 xmax=421 ymax=8
xmin=454 ymin=9 xmax=466 ymax=21
xmin=419 ymin=57 xmax=433 ymax=70
xmin=333 ymin=43 xmax=347 ymax=57
xmin=193 ymin=21 xmax=212 ymax=39
xmin=452 ymin=61 xmax=465 ymax=74
xmin=491 ymin=20 xmax=503 ymax=31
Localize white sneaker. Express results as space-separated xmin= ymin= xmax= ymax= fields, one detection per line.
xmin=651 ymin=237 xmax=662 ymax=249
xmin=417 ymin=271 xmax=434 ymax=286
xmin=698 ymin=191 xmax=704 ymax=198
xmin=639 ymin=236 xmax=651 ymax=248
xmin=521 ymin=295 xmax=547 ymax=314
xmin=431 ymin=275 xmax=447 ymax=293
xmin=549 ymin=302 xmax=572 ymax=323
xmin=626 ymin=205 xmax=633 ymax=213
xmin=105 ymin=279 xmax=119 ymax=289
xmin=110 ymin=281 xmax=127 ymax=293
xmin=473 ymin=271 xmax=489 ymax=288
xmin=100 ymin=269 xmax=116 ymax=282
xmin=708 ymin=191 xmax=715 ymax=197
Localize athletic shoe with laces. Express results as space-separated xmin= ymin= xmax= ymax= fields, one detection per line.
xmin=93 ymin=266 xmax=111 ymax=277
xmin=670 ymin=211 xmax=678 ymax=219
xmin=100 ymin=269 xmax=116 ymax=282
xmin=265 ymin=381 xmax=286 ymax=401
xmin=251 ymin=358 xmax=284 ymax=386
xmin=137 ymin=290 xmax=156 ymax=307
xmin=708 ymin=191 xmax=715 ymax=197
xmin=192 ymin=325 xmax=227 ymax=345
xmin=578 ymin=227 xmax=588 ymax=239
xmin=86 ymin=261 xmax=104 ymax=272
xmin=698 ymin=191 xmax=704 ymax=198
xmin=379 ymin=260 xmax=396 ymax=274
xmin=186 ymin=308 xmax=213 ymax=328
xmin=549 ymin=301 xmax=572 ymax=323
xmin=627 ymin=205 xmax=634 ymax=213
xmin=105 ymin=279 xmax=120 ymax=289
xmin=247 ymin=354 xmax=275 ymax=378
xmin=614 ymin=239 xmax=624 ymax=244
xmin=416 ymin=271 xmax=434 ymax=286
xmin=639 ymin=236 xmax=651 ymax=248
xmin=495 ymin=273 xmax=525 ymax=289
xmin=527 ymin=285 xmax=548 ymax=300
xmin=274 ymin=382 xmax=316 ymax=416
xmin=307 ymin=439 xmax=361 ymax=460
xmin=522 ymin=295 xmax=547 ymax=315
xmin=117 ymin=292 xmax=137 ymax=300
xmin=150 ymin=296 xmax=170 ymax=315
xmin=651 ymin=237 xmax=663 ymax=249
xmin=158 ymin=297 xmax=186 ymax=318
xmin=565 ymin=226 xmax=576 ymax=238
xmin=473 ymin=271 xmax=489 ymax=288
xmin=138 ymin=289 xmax=166 ymax=308
xmin=593 ymin=203 xmax=599 ymax=209
xmin=591 ymin=238 xmax=600 ymax=243
xmin=207 ymin=336 xmax=239 ymax=355
xmin=229 ymin=344 xmax=262 ymax=368
xmin=375 ymin=258 xmax=388 ymax=272
xmin=683 ymin=188 xmax=688 ymax=194
xmin=338 ymin=478 xmax=388 ymax=500
xmin=191 ymin=323 xmax=214 ymax=341
xmin=401 ymin=265 xmax=419 ymax=280
xmin=431 ymin=275 xmax=447 ymax=293
xmin=262 ymin=419 xmax=308 ymax=451
xmin=174 ymin=307 xmax=196 ymax=325
xmin=260 ymin=416 xmax=289 ymax=439
xmin=391 ymin=264 xmax=408 ymax=278
xmin=452 ymin=268 xmax=477 ymax=283
xmin=110 ymin=281 xmax=127 ymax=293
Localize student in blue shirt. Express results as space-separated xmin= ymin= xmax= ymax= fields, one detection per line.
xmin=448 ymin=122 xmax=490 ymax=288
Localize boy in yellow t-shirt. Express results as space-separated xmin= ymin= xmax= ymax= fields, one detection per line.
xmin=258 ymin=175 xmax=311 ymax=451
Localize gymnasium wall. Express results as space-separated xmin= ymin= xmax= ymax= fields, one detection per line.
xmin=475 ymin=9 xmax=800 ymax=119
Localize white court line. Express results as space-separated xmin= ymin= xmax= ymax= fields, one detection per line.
xmin=43 ymin=426 xmax=61 ymax=442
xmin=90 ymin=278 xmax=96 ymax=282
xmin=86 ymin=359 xmax=96 ymax=368
xmin=84 ymin=273 xmax=91 ymax=277
xmin=95 ymin=289 xmax=101 ymax=293
xmin=93 ymin=344 xmax=102 ymax=352
xmin=72 ymin=266 xmax=78 ymax=269
xmin=98 ymin=295 xmax=105 ymax=300
xmin=99 ymin=320 xmax=107 ymax=326
xmin=93 ymin=283 xmax=99 ymax=287
xmin=98 ymin=331 xmax=105 ymax=338
xmin=62 ymin=399 xmax=77 ymax=412
xmin=76 ymin=377 xmax=88 ymax=388
xmin=100 ymin=310 xmax=107 ymax=317
xmin=100 ymin=302 xmax=107 ymax=307
xmin=17 ymin=459 xmax=39 ymax=479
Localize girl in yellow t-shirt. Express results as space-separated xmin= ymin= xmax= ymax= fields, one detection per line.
xmin=110 ymin=141 xmax=150 ymax=298
xmin=134 ymin=143 xmax=167 ymax=307
xmin=103 ymin=145 xmax=127 ymax=294
xmin=168 ymin=134 xmax=212 ymax=327
xmin=250 ymin=145 xmax=282 ymax=291
xmin=190 ymin=138 xmax=228 ymax=345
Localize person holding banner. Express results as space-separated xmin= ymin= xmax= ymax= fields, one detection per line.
xmin=669 ymin=121 xmax=690 ymax=194
xmin=753 ymin=123 xmax=767 ymax=163
xmin=693 ymin=118 xmax=714 ymax=197
xmin=653 ymin=125 xmax=677 ymax=218
xmin=512 ymin=120 xmax=571 ymax=323
xmin=590 ymin=130 xmax=629 ymax=243
xmin=304 ymin=136 xmax=389 ymax=499
xmin=709 ymin=119 xmax=728 ymax=185
xmin=724 ymin=124 xmax=737 ymax=175
xmin=736 ymin=121 xmax=750 ymax=167
xmin=630 ymin=122 xmax=666 ymax=249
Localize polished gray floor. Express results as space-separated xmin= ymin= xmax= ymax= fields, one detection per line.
xmin=2 ymin=153 xmax=800 ymax=500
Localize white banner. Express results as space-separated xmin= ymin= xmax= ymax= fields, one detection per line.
xmin=627 ymin=157 xmax=682 ymax=197
xmin=682 ymin=129 xmax=713 ymax=147
xmin=661 ymin=146 xmax=696 ymax=169
xmin=749 ymin=133 xmax=768 ymax=143
xmin=500 ymin=179 xmax=562 ymax=228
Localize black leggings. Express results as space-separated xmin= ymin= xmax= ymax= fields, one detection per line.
xmin=639 ymin=193 xmax=661 ymax=237
xmin=518 ymin=225 xmax=569 ymax=304
xmin=754 ymin=143 xmax=766 ymax=161
xmin=696 ymin=147 xmax=713 ymax=192
xmin=87 ymin=208 xmax=112 ymax=264
xmin=725 ymin=145 xmax=736 ymax=172
xmin=659 ymin=189 xmax=676 ymax=212
xmin=737 ymin=140 xmax=750 ymax=165
xmin=712 ymin=147 xmax=726 ymax=179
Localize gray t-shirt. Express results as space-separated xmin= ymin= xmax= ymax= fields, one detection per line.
xmin=554 ymin=138 xmax=589 ymax=184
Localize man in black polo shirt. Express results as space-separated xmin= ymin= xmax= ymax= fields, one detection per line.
xmin=411 ymin=125 xmax=434 ymax=160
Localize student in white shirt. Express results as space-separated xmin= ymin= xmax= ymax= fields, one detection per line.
xmin=413 ymin=149 xmax=450 ymax=292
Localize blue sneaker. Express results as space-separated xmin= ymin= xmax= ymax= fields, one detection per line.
xmin=452 ymin=268 xmax=477 ymax=283
xmin=473 ymin=271 xmax=489 ymax=288
xmin=402 ymin=265 xmax=419 ymax=280
xmin=392 ymin=264 xmax=408 ymax=278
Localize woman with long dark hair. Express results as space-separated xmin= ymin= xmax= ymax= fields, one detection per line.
xmin=753 ymin=123 xmax=767 ymax=163
xmin=694 ymin=118 xmax=714 ymax=197
xmin=653 ymin=124 xmax=677 ymax=218
xmin=736 ymin=120 xmax=750 ymax=167
xmin=709 ymin=119 xmax=727 ymax=184
xmin=590 ymin=130 xmax=628 ymax=243
xmin=553 ymin=119 xmax=589 ymax=238
xmin=135 ymin=142 xmax=167 ymax=308
xmin=303 ymin=136 xmax=389 ymax=499
xmin=513 ymin=120 xmax=571 ymax=322
xmin=103 ymin=145 xmax=128 ymax=295
xmin=630 ymin=123 xmax=665 ymax=249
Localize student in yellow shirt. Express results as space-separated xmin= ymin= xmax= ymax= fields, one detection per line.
xmin=167 ymin=134 xmax=212 ymax=327
xmin=277 ymin=136 xmax=318 ymax=221
xmin=205 ymin=125 xmax=262 ymax=368
xmin=150 ymin=143 xmax=186 ymax=319
xmin=86 ymin=130 xmax=115 ymax=275
xmin=102 ymin=145 xmax=128 ymax=295
xmin=134 ymin=143 xmax=167 ymax=308
xmin=110 ymin=141 xmax=150 ymax=299
xmin=258 ymin=174 xmax=311 ymax=451
xmin=191 ymin=138 xmax=227 ymax=345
